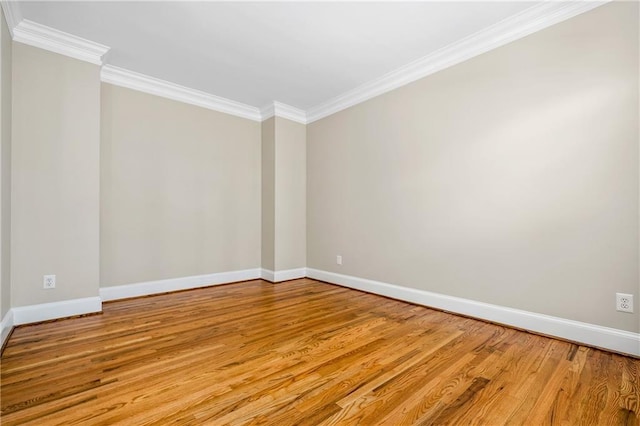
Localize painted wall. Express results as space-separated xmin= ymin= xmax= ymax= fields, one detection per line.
xmin=261 ymin=116 xmax=306 ymax=273
xmin=261 ymin=117 xmax=275 ymax=271
xmin=307 ymin=2 xmax=639 ymax=332
xmin=11 ymin=43 xmax=100 ymax=306
xmin=0 ymin=9 xmax=11 ymax=319
xmin=100 ymin=84 xmax=261 ymax=287
xmin=274 ymin=117 xmax=306 ymax=271
xmin=2 ymin=2 xmax=638 ymax=346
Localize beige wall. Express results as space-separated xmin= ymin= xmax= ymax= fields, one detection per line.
xmin=101 ymin=84 xmax=261 ymax=287
xmin=261 ymin=118 xmax=275 ymax=271
xmin=307 ymin=2 xmax=639 ymax=332
xmin=261 ymin=116 xmax=306 ymax=273
xmin=274 ymin=117 xmax=306 ymax=271
xmin=1 ymin=2 xmax=637 ymax=341
xmin=12 ymin=43 xmax=100 ymax=306
xmin=0 ymin=9 xmax=11 ymax=318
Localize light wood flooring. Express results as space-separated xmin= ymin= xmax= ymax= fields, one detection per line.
xmin=1 ymin=278 xmax=638 ymax=425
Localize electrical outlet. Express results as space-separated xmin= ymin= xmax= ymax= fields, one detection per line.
xmin=43 ymin=275 xmax=56 ymax=289
xmin=336 ymin=255 xmax=342 ymax=265
xmin=616 ymin=293 xmax=633 ymax=313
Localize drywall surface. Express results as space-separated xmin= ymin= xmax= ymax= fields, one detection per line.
xmin=261 ymin=117 xmax=275 ymax=271
xmin=274 ymin=117 xmax=306 ymax=271
xmin=12 ymin=43 xmax=100 ymax=306
xmin=101 ymin=83 xmax=261 ymax=286
xmin=0 ymin=9 xmax=11 ymax=318
xmin=261 ymin=117 xmax=307 ymax=273
xmin=307 ymin=2 xmax=639 ymax=332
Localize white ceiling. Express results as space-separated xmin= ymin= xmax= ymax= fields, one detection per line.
xmin=16 ymin=1 xmax=540 ymax=111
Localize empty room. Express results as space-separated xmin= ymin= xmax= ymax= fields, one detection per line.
xmin=0 ymin=0 xmax=639 ymax=424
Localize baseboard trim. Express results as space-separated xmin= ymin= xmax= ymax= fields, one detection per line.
xmin=6 ymin=269 xmax=635 ymax=356
xmin=261 ymin=269 xmax=275 ymax=282
xmin=1 ymin=309 xmax=14 ymax=348
xmin=12 ymin=297 xmax=103 ymax=326
xmin=100 ymin=268 xmax=262 ymax=302
xmin=306 ymin=268 xmax=640 ymax=357
xmin=275 ymin=268 xmax=307 ymax=282
xmin=261 ymin=268 xmax=307 ymax=283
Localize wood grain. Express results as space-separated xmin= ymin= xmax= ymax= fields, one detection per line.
xmin=1 ymin=278 xmax=638 ymax=425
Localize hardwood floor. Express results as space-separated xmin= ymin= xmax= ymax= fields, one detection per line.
xmin=1 ymin=278 xmax=638 ymax=425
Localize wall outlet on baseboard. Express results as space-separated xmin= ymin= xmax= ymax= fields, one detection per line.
xmin=44 ymin=275 xmax=56 ymax=289
xmin=616 ymin=293 xmax=633 ymax=313
xmin=336 ymin=255 xmax=342 ymax=265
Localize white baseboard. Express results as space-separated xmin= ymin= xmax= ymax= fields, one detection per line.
xmin=261 ymin=269 xmax=275 ymax=282
xmin=12 ymin=297 xmax=103 ymax=326
xmin=5 ymin=268 xmax=636 ymax=357
xmin=306 ymin=268 xmax=640 ymax=357
xmin=1 ymin=309 xmax=14 ymax=348
xmin=100 ymin=268 xmax=262 ymax=302
xmin=261 ymin=268 xmax=307 ymax=283
xmin=275 ymin=267 xmax=307 ymax=282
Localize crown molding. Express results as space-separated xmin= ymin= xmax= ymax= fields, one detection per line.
xmin=306 ymin=0 xmax=610 ymax=123
xmin=13 ymin=20 xmax=109 ymax=66
xmin=101 ymin=65 xmax=263 ymax=122
xmin=0 ymin=0 xmax=22 ymax=37
xmin=260 ymin=101 xmax=307 ymax=124
xmin=4 ymin=1 xmax=608 ymax=124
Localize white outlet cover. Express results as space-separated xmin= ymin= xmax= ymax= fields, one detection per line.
xmin=336 ymin=255 xmax=342 ymax=265
xmin=44 ymin=274 xmax=56 ymax=289
xmin=616 ymin=293 xmax=633 ymax=313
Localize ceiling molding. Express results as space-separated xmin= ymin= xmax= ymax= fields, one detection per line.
xmin=306 ymin=0 xmax=609 ymax=123
xmin=260 ymin=101 xmax=307 ymax=124
xmin=101 ymin=65 xmax=263 ymax=122
xmin=260 ymin=103 xmax=276 ymax=121
xmin=0 ymin=0 xmax=22 ymax=37
xmin=13 ymin=20 xmax=109 ymax=65
xmin=5 ymin=1 xmax=609 ymax=124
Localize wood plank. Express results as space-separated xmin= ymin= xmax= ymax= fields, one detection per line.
xmin=1 ymin=278 xmax=638 ymax=425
